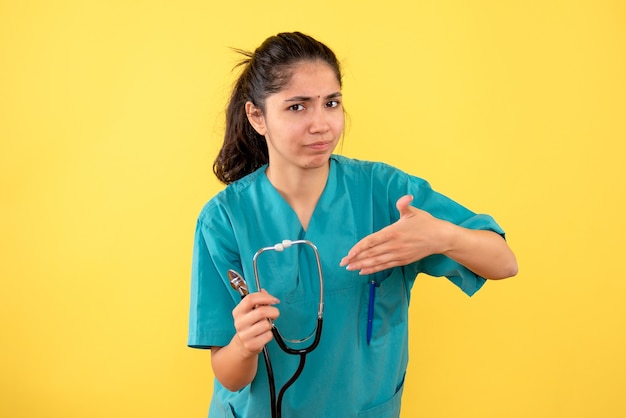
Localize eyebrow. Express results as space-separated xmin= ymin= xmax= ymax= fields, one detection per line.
xmin=284 ymin=92 xmax=343 ymax=102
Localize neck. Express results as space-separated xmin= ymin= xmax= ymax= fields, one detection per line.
xmin=266 ymin=162 xmax=330 ymax=230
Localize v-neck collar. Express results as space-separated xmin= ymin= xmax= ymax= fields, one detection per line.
xmin=260 ymin=156 xmax=338 ymax=235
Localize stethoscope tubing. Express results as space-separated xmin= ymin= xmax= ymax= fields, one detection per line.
xmin=253 ymin=239 xmax=324 ymax=321
xmin=251 ymin=239 xmax=325 ymax=418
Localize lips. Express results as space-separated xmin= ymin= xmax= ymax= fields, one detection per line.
xmin=306 ymin=141 xmax=332 ymax=150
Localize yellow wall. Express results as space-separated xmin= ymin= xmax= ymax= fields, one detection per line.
xmin=1 ymin=1 xmax=625 ymax=417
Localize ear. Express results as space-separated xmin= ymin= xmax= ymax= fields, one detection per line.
xmin=245 ymin=102 xmax=267 ymax=136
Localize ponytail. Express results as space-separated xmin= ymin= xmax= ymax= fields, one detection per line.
xmin=213 ymin=58 xmax=269 ymax=184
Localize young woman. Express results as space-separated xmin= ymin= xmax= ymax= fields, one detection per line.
xmin=188 ymin=31 xmax=517 ymax=418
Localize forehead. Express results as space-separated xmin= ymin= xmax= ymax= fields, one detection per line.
xmin=277 ymin=60 xmax=341 ymax=95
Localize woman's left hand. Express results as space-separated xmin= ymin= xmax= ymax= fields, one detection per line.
xmin=339 ymin=195 xmax=452 ymax=275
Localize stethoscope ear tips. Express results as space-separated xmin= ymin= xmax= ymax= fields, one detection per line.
xmin=273 ymin=239 xmax=293 ymax=252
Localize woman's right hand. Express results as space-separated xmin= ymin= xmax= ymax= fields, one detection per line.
xmin=232 ymin=290 xmax=280 ymax=356
xmin=210 ymin=290 xmax=280 ymax=391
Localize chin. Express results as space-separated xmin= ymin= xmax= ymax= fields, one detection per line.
xmin=302 ymin=152 xmax=335 ymax=169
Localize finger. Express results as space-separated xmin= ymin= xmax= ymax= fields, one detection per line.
xmin=343 ymin=225 xmax=402 ymax=267
xmin=340 ymin=228 xmax=393 ymax=267
xmin=345 ymin=250 xmax=399 ymax=273
xmin=234 ymin=302 xmax=280 ymax=324
xmin=233 ymin=306 xmax=280 ymax=338
xmin=339 ymin=196 xmax=415 ymax=268
xmin=239 ymin=306 xmax=279 ymax=350
xmin=238 ymin=313 xmax=275 ymax=336
xmin=247 ymin=305 xmax=281 ymax=323
xmin=239 ymin=291 xmax=280 ymax=309
xmin=358 ymin=260 xmax=403 ymax=275
xmin=237 ymin=321 xmax=275 ymax=353
xmin=396 ymin=194 xmax=414 ymax=217
xmin=232 ymin=295 xmax=280 ymax=327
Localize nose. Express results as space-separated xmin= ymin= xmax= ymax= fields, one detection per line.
xmin=308 ymin=108 xmax=330 ymax=134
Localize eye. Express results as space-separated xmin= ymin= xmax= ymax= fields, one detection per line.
xmin=325 ymin=100 xmax=340 ymax=108
xmin=288 ymin=104 xmax=305 ymax=111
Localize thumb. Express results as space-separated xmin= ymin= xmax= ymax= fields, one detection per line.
xmin=396 ymin=195 xmax=415 ymax=218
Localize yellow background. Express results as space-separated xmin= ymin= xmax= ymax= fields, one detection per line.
xmin=1 ymin=1 xmax=625 ymax=417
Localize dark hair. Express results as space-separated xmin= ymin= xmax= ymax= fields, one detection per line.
xmin=212 ymin=32 xmax=342 ymax=184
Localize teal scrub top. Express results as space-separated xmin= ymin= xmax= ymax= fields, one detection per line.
xmin=188 ymin=155 xmax=505 ymax=418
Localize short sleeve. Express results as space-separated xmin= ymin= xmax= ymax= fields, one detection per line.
xmin=187 ymin=213 xmax=240 ymax=349
xmin=405 ymin=174 xmax=506 ymax=296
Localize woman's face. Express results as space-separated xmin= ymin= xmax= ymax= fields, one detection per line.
xmin=247 ymin=60 xmax=344 ymax=174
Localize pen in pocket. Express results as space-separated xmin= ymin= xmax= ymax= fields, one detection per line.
xmin=367 ymin=280 xmax=376 ymax=345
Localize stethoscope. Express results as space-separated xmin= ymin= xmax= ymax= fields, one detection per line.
xmin=228 ymin=239 xmax=325 ymax=418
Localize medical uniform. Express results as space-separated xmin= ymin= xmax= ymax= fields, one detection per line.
xmin=188 ymin=155 xmax=505 ymax=418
